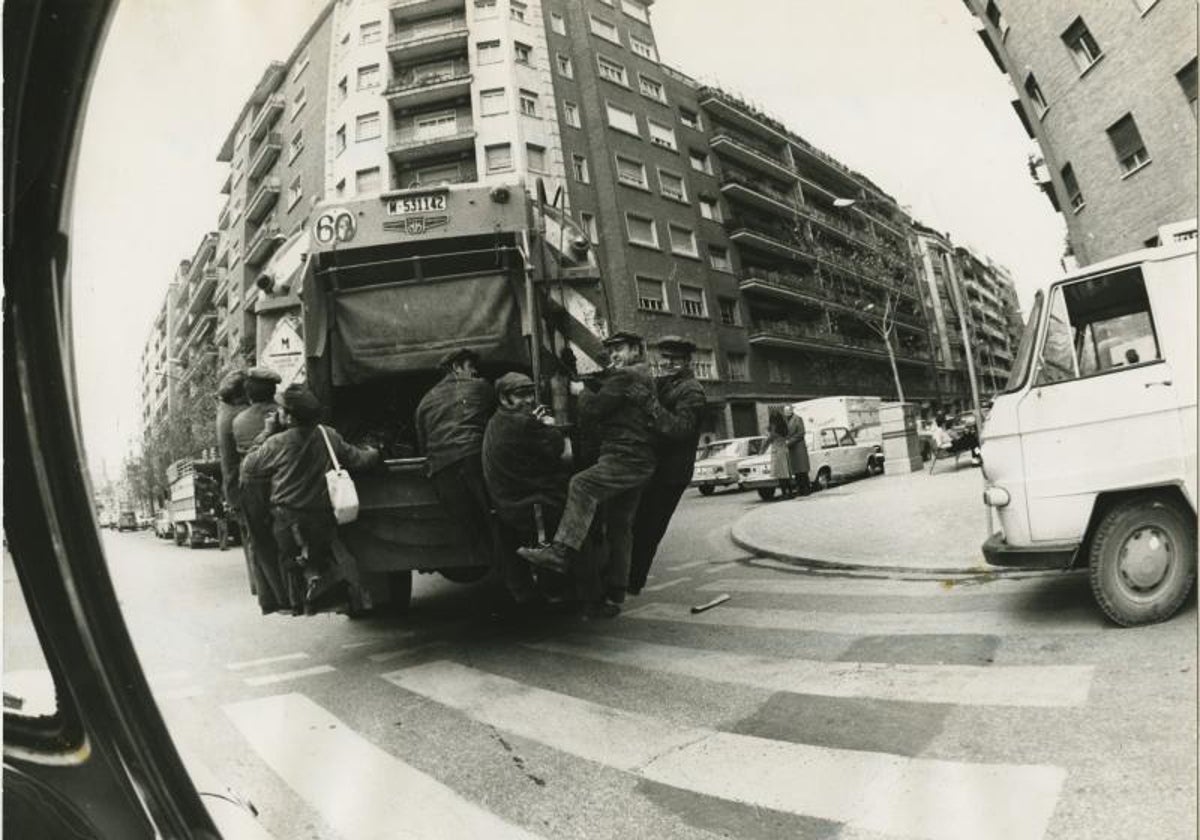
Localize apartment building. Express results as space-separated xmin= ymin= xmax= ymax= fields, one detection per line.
xmin=138 ymin=294 xmax=174 ymax=432
xmin=968 ymin=0 xmax=1197 ymax=265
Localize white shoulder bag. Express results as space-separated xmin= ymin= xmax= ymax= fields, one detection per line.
xmin=318 ymin=425 xmax=360 ymax=524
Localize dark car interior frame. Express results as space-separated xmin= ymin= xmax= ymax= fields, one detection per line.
xmin=5 ymin=1 xmax=221 ymax=836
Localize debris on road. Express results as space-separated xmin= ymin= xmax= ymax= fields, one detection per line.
xmin=691 ymin=594 xmax=730 ymax=614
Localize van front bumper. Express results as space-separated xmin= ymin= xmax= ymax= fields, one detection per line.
xmin=982 ymin=532 xmax=1078 ymax=570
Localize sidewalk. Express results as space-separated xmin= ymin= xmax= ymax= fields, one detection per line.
xmin=730 ymin=464 xmax=1005 ymax=575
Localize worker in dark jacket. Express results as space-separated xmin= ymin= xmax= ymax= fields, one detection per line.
xmin=783 ymin=404 xmax=811 ymax=496
xmin=518 ymin=332 xmax=658 ymax=607
xmin=233 ymin=367 xmax=282 ymax=455
xmin=628 ymin=336 xmax=707 ymax=595
xmin=242 ymin=385 xmax=380 ymax=609
xmin=216 ymin=369 xmax=248 ymax=515
xmin=414 ymin=348 xmax=497 ymax=569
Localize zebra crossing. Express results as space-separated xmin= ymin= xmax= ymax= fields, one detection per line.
xmin=208 ymin=564 xmax=1166 ymax=840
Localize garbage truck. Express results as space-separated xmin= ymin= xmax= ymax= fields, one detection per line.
xmin=249 ymin=180 xmax=603 ymax=615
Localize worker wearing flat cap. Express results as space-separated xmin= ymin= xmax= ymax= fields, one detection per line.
xmin=518 ymin=330 xmax=661 ymax=615
xmin=628 ymin=335 xmax=707 ymax=595
xmin=414 ymin=347 xmax=498 ymax=569
xmin=241 ymin=385 xmax=380 ymax=610
xmin=215 ymin=368 xmax=248 ymax=513
xmin=232 ymin=367 xmax=283 ymax=455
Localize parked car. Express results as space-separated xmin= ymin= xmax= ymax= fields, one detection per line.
xmin=116 ymin=511 xmax=138 ymax=532
xmin=153 ymin=509 xmax=174 ymax=540
xmin=739 ymin=426 xmax=881 ymax=500
xmin=690 ymin=436 xmax=766 ymax=496
xmin=137 ymin=514 xmax=153 ymax=530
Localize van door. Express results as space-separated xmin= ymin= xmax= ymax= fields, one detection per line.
xmin=1016 ymin=264 xmax=1185 ymax=542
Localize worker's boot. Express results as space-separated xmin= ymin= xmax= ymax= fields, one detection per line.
xmin=516 ymin=542 xmax=570 ymax=575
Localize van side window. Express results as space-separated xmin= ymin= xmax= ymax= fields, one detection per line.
xmin=1035 ymin=267 xmax=1160 ymax=386
xmin=837 ymin=429 xmax=855 ymax=446
xmin=819 ymin=429 xmax=838 ymax=449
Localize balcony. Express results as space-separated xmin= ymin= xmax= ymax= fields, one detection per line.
xmin=728 ymin=221 xmax=817 ymax=265
xmin=748 ymin=320 xmax=930 ymax=366
xmin=217 ymin=199 xmax=231 ymax=231
xmin=710 ymin=133 xmax=796 ymax=182
xmin=384 ymin=60 xmax=472 ymax=109
xmin=719 ymin=170 xmax=798 ymax=217
xmin=812 ymin=242 xmax=918 ymax=300
xmin=184 ymin=312 xmax=217 ymax=351
xmin=387 ymin=17 xmax=469 ymax=62
xmin=247 ymin=132 xmax=283 ymax=181
xmin=246 ymin=224 xmax=285 ymax=267
xmin=390 ymin=0 xmax=464 ymax=22
xmin=185 ymin=268 xmax=220 ymax=318
xmin=698 ymin=86 xmax=787 ymax=143
xmin=738 ymin=267 xmax=826 ymax=307
xmin=249 ymin=94 xmax=284 ymax=142
xmin=245 ymin=177 xmax=281 ymax=225
xmin=387 ymin=117 xmax=475 ymax=162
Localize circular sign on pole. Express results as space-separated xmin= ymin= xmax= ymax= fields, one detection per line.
xmin=315 ymin=209 xmax=356 ymax=245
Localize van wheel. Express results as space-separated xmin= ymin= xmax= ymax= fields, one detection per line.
xmin=814 ymin=468 xmax=832 ymax=492
xmin=698 ymin=486 xmax=715 ymax=496
xmin=389 ymin=571 xmax=413 ymax=614
xmin=756 ymin=488 xmax=776 ymax=501
xmin=1089 ymin=496 xmax=1197 ymax=627
xmin=173 ymin=524 xmax=186 ymax=547
xmin=186 ymin=524 xmax=203 ymax=549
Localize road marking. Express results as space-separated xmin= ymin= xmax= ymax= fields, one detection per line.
xmin=384 ymin=661 xmax=1064 ymax=840
xmin=225 ymin=652 xmax=309 ymax=671
xmin=224 ymin=693 xmax=541 ymax=840
xmin=623 ymin=602 xmax=1101 ymax=636
xmin=641 ymin=577 xmax=690 ymax=593
xmin=158 ymin=685 xmax=205 ymax=701
xmin=341 ymin=641 xmax=379 ymax=650
xmin=243 ymin=665 xmax=336 ymax=687
xmin=671 ymin=559 xmax=710 ymax=571
xmin=525 ymin=636 xmax=1093 ymax=707
xmin=369 ymin=641 xmax=444 ymax=664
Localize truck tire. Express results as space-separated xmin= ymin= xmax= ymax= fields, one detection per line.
xmin=388 ymin=571 xmax=413 ymax=614
xmin=1089 ymin=496 xmax=1197 ymax=627
xmin=217 ymin=520 xmax=229 ymax=551
xmin=756 ymin=487 xmax=777 ymax=501
xmin=814 ymin=468 xmax=832 ymax=492
xmin=698 ymin=485 xmax=715 ymax=496
xmin=173 ymin=524 xmax=186 ymax=547
xmin=439 ymin=566 xmax=489 ymax=584
xmin=187 ymin=524 xmax=204 ymax=549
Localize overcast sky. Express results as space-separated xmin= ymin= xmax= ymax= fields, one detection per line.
xmin=71 ymin=0 xmax=1065 ymax=480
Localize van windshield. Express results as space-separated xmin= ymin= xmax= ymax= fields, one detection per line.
xmin=1000 ymin=290 xmax=1043 ymax=393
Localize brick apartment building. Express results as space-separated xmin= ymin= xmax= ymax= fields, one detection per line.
xmin=968 ymin=0 xmax=1197 ymax=265
xmin=141 ymin=0 xmax=1023 ymax=441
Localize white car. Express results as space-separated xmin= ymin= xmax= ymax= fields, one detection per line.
xmin=690 ymin=436 xmax=766 ymax=496
xmin=738 ymin=426 xmax=882 ymax=500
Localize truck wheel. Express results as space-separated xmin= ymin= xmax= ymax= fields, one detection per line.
xmin=756 ymin=488 xmax=776 ymax=501
xmin=173 ymin=524 xmax=186 ymax=547
xmin=187 ymin=524 xmax=203 ymax=549
xmin=1089 ymin=496 xmax=1197 ymax=627
xmin=439 ymin=566 xmax=489 ymax=584
xmin=698 ymin=486 xmax=715 ymax=496
xmin=218 ymin=520 xmax=229 ymax=551
xmin=388 ymin=571 xmax=413 ymax=614
xmin=814 ymin=468 xmax=832 ymax=492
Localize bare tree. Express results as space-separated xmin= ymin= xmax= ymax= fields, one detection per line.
xmin=851 ymin=287 xmax=905 ymax=403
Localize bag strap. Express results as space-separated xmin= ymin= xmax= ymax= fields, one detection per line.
xmin=317 ymin=425 xmax=342 ymax=471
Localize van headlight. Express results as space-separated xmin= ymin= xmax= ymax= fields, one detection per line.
xmin=983 ymin=486 xmax=1010 ymax=508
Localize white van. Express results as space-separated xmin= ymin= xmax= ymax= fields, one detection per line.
xmin=980 ymin=240 xmax=1197 ymax=626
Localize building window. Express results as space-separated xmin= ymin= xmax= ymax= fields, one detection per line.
xmin=550 ymin=11 xmax=566 ymax=34
xmin=526 ymin=143 xmax=546 ymax=172
xmin=630 ymin=35 xmax=657 ymax=61
xmin=621 ymin=0 xmax=649 ymax=23
xmin=689 ymin=150 xmax=712 ymax=174
xmin=658 ymin=169 xmax=687 ymax=201
xmin=699 ymin=196 xmax=722 ymax=221
xmin=292 ymin=49 xmax=310 ymax=81
xmin=288 ymin=128 xmax=304 ymax=162
xmin=615 ymin=155 xmax=647 ymax=188
xmin=414 ymin=110 xmax=457 ymax=139
xmin=486 ymin=143 xmax=513 ymax=172
xmin=597 ymin=55 xmax=628 ymax=86
xmin=669 ymin=223 xmax=698 ymax=257
xmin=477 ymin=40 xmax=502 ymax=65
xmin=648 ymin=120 xmax=677 ymax=151
xmin=679 ymin=108 xmax=701 ymax=130
xmin=572 ymin=154 xmax=590 ymax=183
xmin=557 ymin=53 xmax=574 ymax=78
xmin=1062 ymin=17 xmax=1103 ymax=73
xmin=510 ymin=0 xmax=526 ymax=21
xmin=1177 ymin=58 xmax=1198 ymax=117
xmin=480 ymin=88 xmax=507 ymax=115
xmin=638 ymin=75 xmax=666 ymax=102
xmin=590 ymin=15 xmax=621 ymax=44
xmin=1061 ymin=163 xmax=1084 ymax=212
xmin=514 ymin=41 xmax=532 ymax=64
xmin=337 ymin=76 xmax=348 ymax=104
xmin=636 ymin=276 xmax=667 ymax=310
xmin=1106 ymin=113 xmax=1150 ymax=175
xmin=718 ymin=297 xmax=739 ymax=325
xmin=679 ymin=283 xmax=707 ymax=317
xmin=1133 ymin=0 xmax=1160 ymax=12
xmin=606 ymin=102 xmax=639 ymax=135
xmin=727 ymin=352 xmax=748 ymax=381
xmin=1024 ymin=73 xmax=1048 ymax=116
xmin=984 ymin=0 xmax=1009 ymax=37
xmin=563 ymin=100 xmax=581 ymax=127
xmin=287 ymin=174 xmax=303 ymax=210
xmin=768 ymin=359 xmax=790 ymax=384
xmin=519 ymin=89 xmax=539 ymax=116
xmin=335 ymin=177 xmax=346 ymax=196
xmin=474 ymin=0 xmax=497 ymax=18
xmin=355 ymin=112 xmax=381 ymax=141
xmin=693 ymin=349 xmax=717 ymax=380
xmin=579 ymin=212 xmax=599 ymax=243
xmin=355 ymin=166 xmax=381 ymax=195
xmin=357 ymin=64 xmax=380 ymax=91
xmin=290 ymin=86 xmax=307 ymax=120
xmin=626 ymin=213 xmax=659 ymax=248
xmin=360 ymin=20 xmax=381 ymax=44
xmin=335 ymin=125 xmax=346 ymax=155
xmin=406 ymin=160 xmax=467 ymax=188
xmin=708 ymin=245 xmax=732 ymax=272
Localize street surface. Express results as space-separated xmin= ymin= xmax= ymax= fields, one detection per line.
xmin=5 ymin=489 xmax=1196 ymax=839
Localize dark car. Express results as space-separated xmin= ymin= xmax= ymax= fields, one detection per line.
xmin=116 ymin=511 xmax=137 ymax=532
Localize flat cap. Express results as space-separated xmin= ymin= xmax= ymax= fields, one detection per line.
xmin=653 ymin=335 xmax=696 ymax=353
xmin=245 ymin=366 xmax=282 ymax=383
xmin=277 ymin=384 xmax=321 ymax=422
xmin=216 ymin=369 xmax=246 ymax=401
xmin=495 ymin=372 xmax=536 ymax=395
xmin=438 ymin=347 xmax=480 ymax=369
xmin=601 ymin=330 xmax=644 ymax=347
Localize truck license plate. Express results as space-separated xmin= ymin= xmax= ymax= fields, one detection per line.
xmin=386 ymin=193 xmax=447 ymax=215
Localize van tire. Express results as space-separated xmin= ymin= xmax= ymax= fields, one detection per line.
xmin=698 ymin=486 xmax=715 ymax=496
xmin=1089 ymin=496 xmax=1196 ymax=627
xmin=173 ymin=524 xmax=186 ymax=547
xmin=756 ymin=488 xmax=777 ymax=501
xmin=814 ymin=468 xmax=832 ymax=492
xmin=186 ymin=524 xmax=203 ymax=549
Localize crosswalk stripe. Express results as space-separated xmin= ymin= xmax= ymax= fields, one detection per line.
xmin=698 ymin=576 xmax=1078 ymax=598
xmin=641 ymin=577 xmax=690 ymax=594
xmin=525 ymin=636 xmax=1093 ymax=707
xmin=671 ymin=559 xmax=710 ymax=571
xmin=243 ymin=665 xmax=336 ymax=686
xmin=224 ymin=693 xmax=542 ymax=840
xmin=383 ymin=661 xmax=1065 ymax=840
xmin=225 ymin=652 xmax=309 ymax=671
xmin=623 ymin=601 xmax=1100 ymax=635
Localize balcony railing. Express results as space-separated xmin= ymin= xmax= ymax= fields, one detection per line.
xmin=249 ymin=94 xmax=284 ymax=142
xmin=246 ymin=224 xmax=284 ymax=267
xmin=387 ymin=119 xmax=475 ymax=159
xmin=719 ymin=169 xmax=798 ymax=213
xmin=387 ymin=17 xmax=468 ymax=57
xmin=389 ymin=0 xmax=465 ymax=19
xmin=247 ymin=132 xmax=282 ymax=181
xmin=697 ymin=85 xmax=788 ymax=139
xmin=727 ymin=219 xmax=817 ymax=263
xmin=385 ymin=61 xmax=472 ymax=106
xmin=217 ymin=199 xmax=231 ymax=231
xmin=246 ymin=177 xmax=281 ymax=224
xmin=710 ymin=132 xmax=796 ymax=180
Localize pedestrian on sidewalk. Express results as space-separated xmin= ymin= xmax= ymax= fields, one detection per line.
xmin=764 ymin=407 xmax=794 ymax=499
xmin=782 ymin=404 xmax=811 ymax=496
xmin=628 ymin=335 xmax=706 ymax=595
